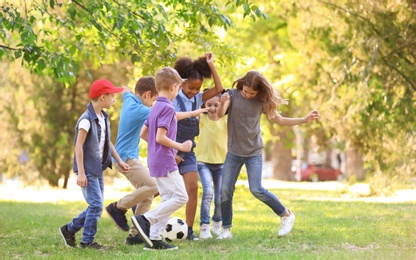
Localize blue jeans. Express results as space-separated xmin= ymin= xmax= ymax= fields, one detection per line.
xmin=221 ymin=152 xmax=287 ymax=229
xmin=67 ymin=173 xmax=104 ymax=244
xmin=198 ymin=162 xmax=223 ymax=225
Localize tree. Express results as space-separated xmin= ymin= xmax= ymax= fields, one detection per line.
xmin=0 ymin=0 xmax=266 ymax=83
xmin=0 ymin=0 xmax=267 ymax=187
xmin=288 ymin=0 xmax=416 ymax=182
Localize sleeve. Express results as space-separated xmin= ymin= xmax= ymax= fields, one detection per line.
xmin=78 ymin=119 xmax=91 ymax=132
xmin=157 ymin=107 xmax=176 ymax=131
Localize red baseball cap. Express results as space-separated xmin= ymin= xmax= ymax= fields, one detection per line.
xmin=89 ymin=79 xmax=124 ymax=98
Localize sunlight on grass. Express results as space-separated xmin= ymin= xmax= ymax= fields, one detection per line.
xmin=1 ymin=182 xmax=416 ymax=259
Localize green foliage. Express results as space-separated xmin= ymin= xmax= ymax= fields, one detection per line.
xmin=1 ymin=187 xmax=415 ymax=259
xmin=0 ymin=0 xmax=266 ymax=83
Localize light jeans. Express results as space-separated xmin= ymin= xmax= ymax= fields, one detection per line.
xmin=198 ymin=162 xmax=223 ymax=225
xmin=67 ymin=173 xmax=104 ymax=244
xmin=221 ymin=152 xmax=287 ymax=229
xmin=144 ymin=170 xmax=188 ymax=240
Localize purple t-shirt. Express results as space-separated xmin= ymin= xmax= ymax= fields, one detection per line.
xmin=144 ymin=96 xmax=178 ymax=177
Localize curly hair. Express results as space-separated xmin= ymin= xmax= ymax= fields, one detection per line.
xmin=174 ymin=55 xmax=212 ymax=81
xmin=232 ymin=70 xmax=288 ymax=117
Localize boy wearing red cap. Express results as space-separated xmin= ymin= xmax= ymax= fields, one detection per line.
xmin=59 ymin=79 xmax=130 ymax=250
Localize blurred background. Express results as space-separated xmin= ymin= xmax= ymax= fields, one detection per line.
xmin=0 ymin=0 xmax=414 ymax=196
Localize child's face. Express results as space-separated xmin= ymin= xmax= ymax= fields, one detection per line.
xmin=241 ymin=86 xmax=258 ymax=99
xmin=205 ymin=96 xmax=221 ymax=115
xmin=103 ymin=93 xmax=116 ymax=108
xmin=181 ymin=79 xmax=203 ymax=99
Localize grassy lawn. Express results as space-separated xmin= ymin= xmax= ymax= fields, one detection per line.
xmin=1 ymin=186 xmax=415 ymax=259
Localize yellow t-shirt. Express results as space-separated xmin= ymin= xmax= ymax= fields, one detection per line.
xmin=195 ymin=114 xmax=228 ymax=164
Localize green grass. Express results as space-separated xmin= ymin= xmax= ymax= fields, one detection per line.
xmin=1 ymin=186 xmax=415 ymax=259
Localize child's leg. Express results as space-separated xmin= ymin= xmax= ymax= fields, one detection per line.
xmin=146 ymin=170 xmax=188 ymax=240
xmin=221 ymin=153 xmax=244 ymax=229
xmin=211 ymin=164 xmax=223 ymax=223
xmin=245 ymin=155 xmax=286 ymax=216
xmin=81 ymin=174 xmax=104 ymax=244
xmin=198 ymin=162 xmax=214 ymax=225
xmin=115 ymin=158 xmax=157 ymax=211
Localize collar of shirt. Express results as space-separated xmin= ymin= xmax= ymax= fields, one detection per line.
xmin=178 ymin=89 xmax=195 ymax=103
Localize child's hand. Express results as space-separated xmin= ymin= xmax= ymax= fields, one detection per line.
xmin=118 ymin=162 xmax=131 ymax=173
xmin=122 ymin=86 xmax=133 ymax=94
xmin=175 ymin=154 xmax=184 ymax=165
xmin=77 ymin=173 xmax=88 ymax=188
xmin=192 ymin=108 xmax=209 ymax=117
xmin=205 ymin=52 xmax=215 ymax=64
xmin=180 ymin=140 xmax=193 ymax=153
xmin=304 ymin=110 xmax=320 ymax=123
xmin=221 ymin=92 xmax=230 ymax=103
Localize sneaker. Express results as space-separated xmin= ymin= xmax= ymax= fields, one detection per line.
xmin=217 ymin=228 xmax=232 ymax=239
xmin=59 ymin=225 xmax=76 ymax=247
xmin=106 ymin=202 xmax=129 ymax=231
xmin=199 ymin=224 xmax=212 ymax=239
xmin=144 ymin=240 xmax=178 ymax=250
xmin=80 ymin=242 xmax=107 ymax=250
xmin=131 ymin=215 xmax=152 ymax=248
xmin=212 ymin=221 xmax=222 ymax=236
xmin=278 ymin=211 xmax=296 ymax=237
xmin=187 ymin=229 xmax=200 ymax=241
xmin=125 ymin=234 xmax=143 ymax=245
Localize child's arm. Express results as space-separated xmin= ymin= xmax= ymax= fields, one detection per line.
xmin=121 ymin=86 xmax=134 ymax=95
xmin=74 ymin=129 xmax=88 ymax=187
xmin=110 ymin=141 xmax=130 ymax=172
xmin=202 ymin=52 xmax=224 ymax=102
xmin=140 ymin=124 xmax=149 ymax=142
xmin=156 ymin=127 xmax=192 ymax=152
xmin=217 ymin=92 xmax=230 ymax=118
xmin=176 ymin=108 xmax=209 ymax=121
xmin=270 ymin=110 xmax=320 ymax=126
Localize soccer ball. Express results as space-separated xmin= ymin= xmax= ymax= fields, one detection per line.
xmin=162 ymin=217 xmax=188 ymax=242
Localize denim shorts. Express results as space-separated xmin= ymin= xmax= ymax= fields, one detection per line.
xmin=177 ymin=150 xmax=197 ymax=174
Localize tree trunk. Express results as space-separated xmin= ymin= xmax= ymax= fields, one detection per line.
xmin=271 ymin=129 xmax=295 ymax=181
xmin=345 ymin=144 xmax=365 ymax=181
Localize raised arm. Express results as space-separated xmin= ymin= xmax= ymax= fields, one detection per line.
xmin=217 ymin=92 xmax=230 ymax=118
xmin=121 ymin=86 xmax=134 ymax=95
xmin=270 ymin=110 xmax=320 ymax=126
xmin=201 ymin=53 xmax=223 ymax=102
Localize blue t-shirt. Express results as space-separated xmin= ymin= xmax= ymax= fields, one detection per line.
xmin=173 ymin=90 xmax=203 ymax=113
xmin=114 ymin=92 xmax=150 ymax=162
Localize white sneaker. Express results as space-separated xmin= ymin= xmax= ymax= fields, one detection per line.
xmin=199 ymin=224 xmax=213 ymax=239
xmin=212 ymin=221 xmax=222 ymax=236
xmin=278 ymin=211 xmax=295 ymax=237
xmin=217 ymin=228 xmax=232 ymax=239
